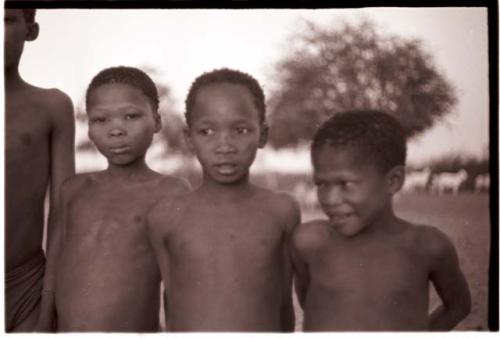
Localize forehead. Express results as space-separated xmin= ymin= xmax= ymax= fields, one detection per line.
xmin=192 ymin=83 xmax=259 ymax=123
xmin=88 ymin=83 xmax=152 ymax=111
xmin=313 ymin=144 xmax=379 ymax=175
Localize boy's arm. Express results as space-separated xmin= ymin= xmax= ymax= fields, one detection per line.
xmin=428 ymin=229 xmax=471 ymax=331
xmin=146 ymin=203 xmax=172 ymax=330
xmin=289 ymin=224 xmax=311 ymax=310
xmin=36 ymin=179 xmax=73 ymax=332
xmin=280 ymin=197 xmax=301 ymax=332
xmin=47 ymin=90 xmax=75 ymax=250
xmin=146 ymin=181 xmax=189 ymax=331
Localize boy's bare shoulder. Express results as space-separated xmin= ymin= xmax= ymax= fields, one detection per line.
xmin=154 ymin=174 xmax=191 ymax=194
xmin=28 ymin=86 xmax=73 ymax=116
xmin=59 ymin=172 xmax=96 ymax=201
xmin=146 ymin=177 xmax=191 ymax=231
xmin=253 ymin=187 xmax=301 ymax=231
xmin=402 ymin=221 xmax=457 ymax=261
xmin=291 ymin=219 xmax=331 ymax=254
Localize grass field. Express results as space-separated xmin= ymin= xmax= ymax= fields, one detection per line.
xmin=295 ymin=192 xmax=490 ymax=331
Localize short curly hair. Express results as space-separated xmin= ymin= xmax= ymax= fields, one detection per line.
xmin=86 ymin=66 xmax=159 ymax=112
xmin=185 ymin=68 xmax=266 ymax=126
xmin=311 ymin=110 xmax=407 ymax=173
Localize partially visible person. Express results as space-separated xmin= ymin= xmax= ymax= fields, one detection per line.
xmin=4 ymin=8 xmax=75 ymax=332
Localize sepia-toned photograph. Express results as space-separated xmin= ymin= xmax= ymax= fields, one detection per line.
xmin=3 ymin=1 xmax=494 ymax=333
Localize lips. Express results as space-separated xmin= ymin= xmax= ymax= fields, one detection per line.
xmin=214 ymin=163 xmax=237 ymax=175
xmin=109 ymin=145 xmax=130 ymax=154
xmin=329 ymin=213 xmax=354 ymax=224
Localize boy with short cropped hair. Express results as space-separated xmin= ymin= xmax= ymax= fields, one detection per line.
xmin=4 ymin=8 xmax=75 ymax=332
xmin=290 ymin=110 xmax=471 ymax=331
xmin=36 ymin=66 xmax=190 ymax=332
xmin=147 ymin=68 xmax=300 ymax=332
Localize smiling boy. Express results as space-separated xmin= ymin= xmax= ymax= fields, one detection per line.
xmin=37 ymin=66 xmax=190 ymax=332
xmin=290 ymin=110 xmax=471 ymax=331
xmin=147 ymin=68 xmax=300 ymax=331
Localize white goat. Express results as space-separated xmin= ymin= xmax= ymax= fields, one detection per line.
xmin=431 ymin=169 xmax=468 ymax=194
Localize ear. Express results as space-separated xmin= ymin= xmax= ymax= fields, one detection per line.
xmin=183 ymin=125 xmax=195 ymax=153
xmin=153 ymin=113 xmax=162 ymax=133
xmin=258 ymin=123 xmax=268 ymax=148
xmin=386 ymin=165 xmax=405 ymax=195
xmin=26 ymin=22 xmax=39 ymax=41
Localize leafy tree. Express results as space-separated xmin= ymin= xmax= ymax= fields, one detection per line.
xmin=267 ymin=19 xmax=457 ymax=148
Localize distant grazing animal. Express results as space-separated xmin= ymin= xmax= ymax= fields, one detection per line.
xmin=431 ymin=169 xmax=468 ymax=194
xmin=474 ymin=173 xmax=490 ymax=192
xmin=403 ymin=167 xmax=431 ymax=191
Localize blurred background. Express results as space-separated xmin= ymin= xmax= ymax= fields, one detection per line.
xmin=20 ymin=8 xmax=490 ymax=330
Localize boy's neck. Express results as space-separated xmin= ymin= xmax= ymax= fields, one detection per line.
xmin=4 ymin=66 xmax=25 ymax=91
xmin=105 ymin=158 xmax=152 ymax=182
xmin=354 ymin=203 xmax=400 ymax=238
xmin=199 ymin=173 xmax=255 ymax=201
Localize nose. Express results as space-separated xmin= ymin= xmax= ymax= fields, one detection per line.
xmin=215 ymin=132 xmax=236 ymax=154
xmin=108 ymin=121 xmax=126 ymax=137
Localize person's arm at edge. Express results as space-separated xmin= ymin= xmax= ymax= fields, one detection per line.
xmin=289 ymin=223 xmax=311 ymax=311
xmin=428 ymin=228 xmax=471 ymax=330
xmin=280 ymin=195 xmax=301 ymax=332
xmin=47 ymin=90 xmax=75 ymax=251
xmin=35 ymin=178 xmax=73 ymax=332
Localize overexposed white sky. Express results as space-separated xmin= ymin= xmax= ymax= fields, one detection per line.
xmin=17 ymin=7 xmax=489 ymax=164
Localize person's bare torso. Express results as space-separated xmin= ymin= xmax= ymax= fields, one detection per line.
xmin=5 ymin=87 xmax=53 ymax=270
xmin=164 ymin=190 xmax=288 ymax=331
xmin=56 ymin=173 xmax=167 ymax=332
xmin=303 ymin=221 xmax=430 ymax=331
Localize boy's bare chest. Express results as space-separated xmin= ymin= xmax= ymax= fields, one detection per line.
xmin=310 ymin=242 xmax=428 ymax=295
xmin=169 ymin=204 xmax=284 ymax=264
xmin=5 ymin=104 xmax=51 ymax=161
xmin=66 ymin=186 xmax=156 ymax=244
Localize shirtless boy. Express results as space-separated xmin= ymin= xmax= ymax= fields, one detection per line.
xmin=290 ymin=110 xmax=471 ymax=331
xmin=147 ymin=68 xmax=300 ymax=332
xmin=4 ymin=9 xmax=75 ymax=332
xmin=37 ymin=66 xmax=190 ymax=332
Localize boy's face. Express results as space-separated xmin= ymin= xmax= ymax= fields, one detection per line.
xmin=313 ymin=144 xmax=395 ymax=237
xmin=4 ymin=9 xmax=38 ymax=69
xmin=186 ymin=83 xmax=267 ymax=185
xmin=87 ymin=83 xmax=161 ymax=167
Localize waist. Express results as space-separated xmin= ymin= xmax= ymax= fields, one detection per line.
xmin=6 ymin=249 xmax=45 ymax=282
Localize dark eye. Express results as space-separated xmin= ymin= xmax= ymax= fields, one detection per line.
xmin=314 ymin=181 xmax=326 ymax=189
xmin=341 ymin=181 xmax=353 ymax=189
xmin=235 ymin=126 xmax=250 ymax=135
xmin=4 ymin=16 xmax=16 ymax=23
xmin=199 ymin=128 xmax=214 ymax=136
xmin=125 ymin=113 xmax=140 ymax=120
xmin=91 ymin=117 xmax=106 ymax=124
